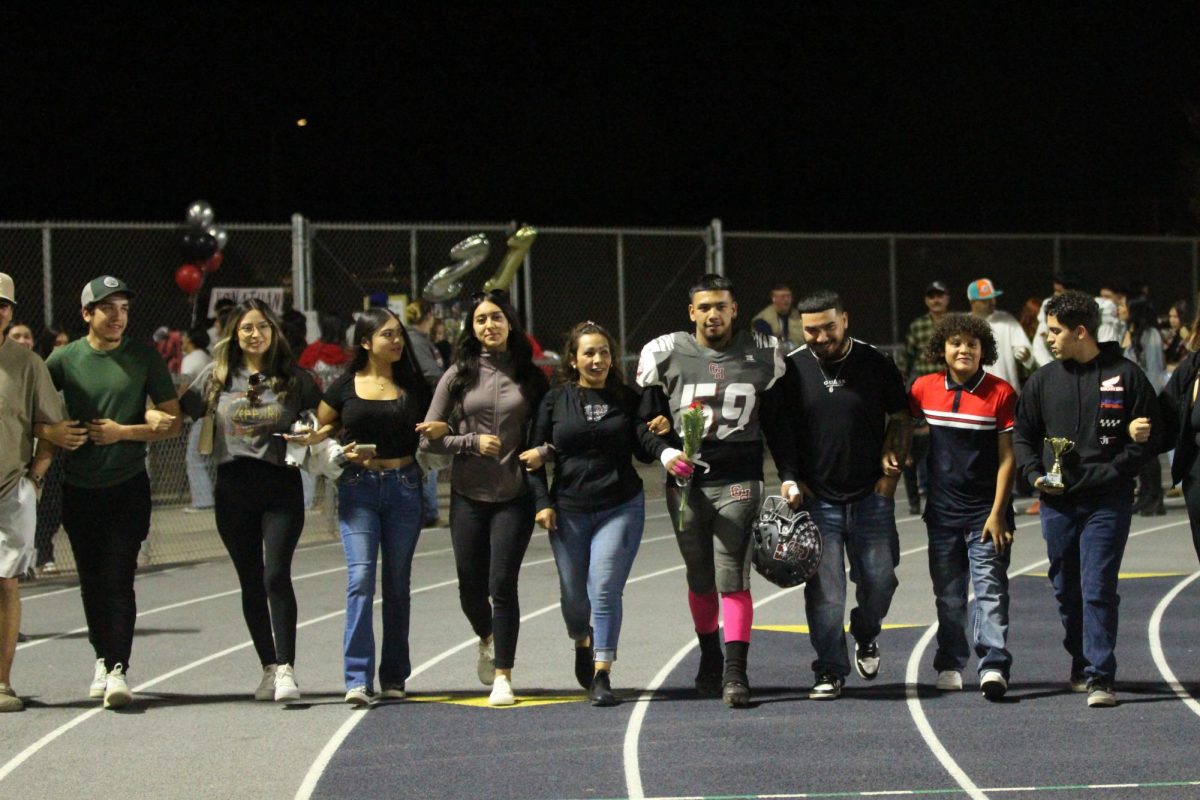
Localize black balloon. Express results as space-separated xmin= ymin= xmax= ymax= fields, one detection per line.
xmin=179 ymin=225 xmax=219 ymax=263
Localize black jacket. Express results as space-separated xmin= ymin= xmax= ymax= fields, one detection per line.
xmin=1157 ymin=349 xmax=1200 ymax=485
xmin=528 ymin=383 xmax=668 ymax=514
xmin=1014 ymin=342 xmax=1160 ymax=503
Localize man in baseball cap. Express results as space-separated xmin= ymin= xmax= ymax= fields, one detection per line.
xmin=45 ymin=275 xmax=180 ymax=709
xmin=0 ymin=272 xmax=79 ymax=711
xmin=967 ymin=278 xmax=1034 ymax=392
xmin=80 ymin=275 xmax=134 ymax=308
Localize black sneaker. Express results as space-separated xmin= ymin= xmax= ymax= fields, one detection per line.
xmin=574 ymin=628 xmax=593 ymax=690
xmin=809 ymin=673 xmax=844 ymax=700
xmin=1069 ymin=668 xmax=1089 ymax=693
xmin=1087 ymin=679 xmax=1116 ymax=708
xmin=589 ymin=670 xmax=617 ymax=707
xmin=854 ymin=639 xmax=881 ymax=680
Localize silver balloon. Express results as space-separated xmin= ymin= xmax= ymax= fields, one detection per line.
xmin=422 ymin=233 xmax=490 ymax=302
xmin=207 ymin=225 xmax=229 ymax=251
xmin=186 ymin=200 xmax=215 ymax=228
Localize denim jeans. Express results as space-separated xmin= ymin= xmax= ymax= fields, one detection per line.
xmin=184 ymin=420 xmax=214 ymax=509
xmin=1040 ymin=493 xmax=1132 ymax=682
xmin=927 ymin=525 xmax=1011 ymax=677
xmin=339 ymin=464 xmax=424 ymax=690
xmin=421 ymin=468 xmax=439 ymax=524
xmin=803 ymin=492 xmax=900 ymax=677
xmin=550 ymin=493 xmax=645 ymax=662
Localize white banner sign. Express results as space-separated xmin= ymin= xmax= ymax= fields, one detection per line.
xmin=206 ymin=287 xmax=285 ymax=317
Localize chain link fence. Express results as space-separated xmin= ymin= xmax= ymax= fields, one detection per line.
xmin=4 ymin=219 xmax=1198 ymax=581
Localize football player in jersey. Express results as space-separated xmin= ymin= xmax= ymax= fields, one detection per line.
xmin=636 ymin=273 xmax=786 ymax=707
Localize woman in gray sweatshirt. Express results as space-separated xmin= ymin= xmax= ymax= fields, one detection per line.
xmin=417 ymin=290 xmax=548 ymax=706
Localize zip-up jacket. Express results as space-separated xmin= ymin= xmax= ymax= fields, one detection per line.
xmin=1156 ymin=349 xmax=1200 ymax=485
xmin=420 ymin=352 xmax=537 ymax=503
xmin=1014 ymin=342 xmax=1160 ymax=503
xmin=528 ymin=383 xmax=667 ymax=514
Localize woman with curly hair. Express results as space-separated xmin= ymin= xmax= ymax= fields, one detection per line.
xmin=416 ymin=291 xmax=548 ymax=705
xmin=908 ymin=313 xmax=1018 ymax=700
xmin=180 ymin=299 xmax=321 ymax=702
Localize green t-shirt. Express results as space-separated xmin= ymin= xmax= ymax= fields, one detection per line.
xmin=46 ymin=337 xmax=177 ymax=488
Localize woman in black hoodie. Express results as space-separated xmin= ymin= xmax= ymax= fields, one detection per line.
xmin=520 ymin=322 xmax=689 ymax=705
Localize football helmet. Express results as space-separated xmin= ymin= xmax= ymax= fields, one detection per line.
xmin=751 ymin=495 xmax=823 ymax=588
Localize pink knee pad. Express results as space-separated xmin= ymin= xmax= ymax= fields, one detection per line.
xmin=687 ymin=590 xmax=720 ymax=634
xmin=720 ymin=590 xmax=753 ymax=643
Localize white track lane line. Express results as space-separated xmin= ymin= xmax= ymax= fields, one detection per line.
xmin=904 ymin=517 xmax=1188 ymax=800
xmin=0 ymin=530 xmax=680 ymax=785
xmin=1148 ymin=569 xmax=1200 ymax=719
xmin=622 ymin=541 xmax=930 ymax=800
xmin=293 ymin=563 xmax=686 ymax=800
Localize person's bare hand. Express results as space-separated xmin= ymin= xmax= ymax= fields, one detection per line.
xmin=1128 ymin=417 xmax=1151 ymax=444
xmin=646 ymin=415 xmax=671 ymax=436
xmin=86 ymin=419 xmax=125 ymax=446
xmin=144 ymin=409 xmax=176 ymax=432
xmin=477 ymin=434 xmax=501 ymax=458
xmin=981 ymin=514 xmax=1013 ymax=554
xmin=535 ymin=508 xmax=557 ymax=531
xmin=518 ymin=448 xmax=544 ymax=471
xmin=40 ymin=419 xmax=87 ymax=450
xmin=415 ymin=420 xmax=450 ymax=440
xmin=1034 ymin=476 xmax=1065 ymax=496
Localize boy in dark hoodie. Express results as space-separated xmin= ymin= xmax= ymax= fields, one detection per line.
xmin=1013 ymin=291 xmax=1160 ymax=708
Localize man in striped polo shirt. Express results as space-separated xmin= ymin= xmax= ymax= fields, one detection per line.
xmin=909 ymin=313 xmax=1017 ymax=700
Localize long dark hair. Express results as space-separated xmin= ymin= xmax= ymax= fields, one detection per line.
xmin=448 ymin=290 xmax=548 ymax=408
xmin=207 ymin=299 xmax=298 ymax=411
xmin=1125 ymin=296 xmax=1158 ymax=360
xmin=349 ymin=307 xmax=431 ymax=418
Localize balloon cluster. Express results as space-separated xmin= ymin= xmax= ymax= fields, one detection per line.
xmin=174 ymin=200 xmax=229 ymax=295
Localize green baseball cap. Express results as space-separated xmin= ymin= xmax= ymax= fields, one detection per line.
xmin=81 ymin=275 xmax=134 ymax=307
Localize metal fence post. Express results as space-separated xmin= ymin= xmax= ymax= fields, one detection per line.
xmin=41 ymin=223 xmax=53 ymax=328
xmin=1193 ymin=239 xmax=1199 ymax=303
xmin=711 ymin=218 xmax=724 ymax=276
xmin=704 ymin=225 xmax=714 ymax=273
xmin=409 ymin=227 xmax=419 ymax=301
xmin=522 ymin=251 xmax=534 ymax=334
xmin=888 ymin=235 xmax=899 ymax=345
xmin=291 ymin=213 xmax=309 ymax=311
xmin=616 ymin=232 xmax=627 ymax=364
xmin=1053 ymin=235 xmax=1061 ymax=275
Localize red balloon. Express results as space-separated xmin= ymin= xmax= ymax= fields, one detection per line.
xmin=202 ymin=250 xmax=224 ymax=274
xmin=175 ymin=264 xmax=203 ymax=295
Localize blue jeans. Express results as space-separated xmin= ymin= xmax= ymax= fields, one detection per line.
xmin=421 ymin=468 xmax=439 ymax=524
xmin=927 ymin=525 xmax=1011 ymax=677
xmin=338 ymin=464 xmax=423 ymax=690
xmin=550 ymin=493 xmax=645 ymax=662
xmin=1040 ymin=494 xmax=1132 ymax=682
xmin=803 ymin=492 xmax=900 ymax=677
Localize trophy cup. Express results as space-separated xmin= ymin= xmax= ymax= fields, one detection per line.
xmin=1042 ymin=437 xmax=1076 ymax=490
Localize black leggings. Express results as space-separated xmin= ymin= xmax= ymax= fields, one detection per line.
xmin=449 ymin=492 xmax=535 ymax=670
xmin=214 ymin=458 xmax=305 ymax=667
xmin=62 ymin=472 xmax=151 ymax=673
xmin=1184 ymin=472 xmax=1200 ymax=563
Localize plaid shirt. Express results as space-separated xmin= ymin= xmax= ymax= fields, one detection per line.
xmin=903 ymin=313 xmax=942 ymax=382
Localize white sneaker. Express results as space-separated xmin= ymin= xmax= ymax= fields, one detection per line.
xmin=274 ymin=664 xmax=300 ymax=702
xmin=90 ymin=659 xmax=108 ymax=699
xmin=103 ymin=665 xmax=133 ymax=709
xmin=936 ymin=670 xmax=963 ymax=691
xmin=477 ymin=639 xmax=495 ymax=686
xmin=980 ymin=669 xmax=1008 ymax=700
xmin=344 ymin=686 xmax=372 ymax=707
xmin=487 ymin=674 xmax=515 ymax=706
xmin=254 ymin=664 xmax=277 ymax=701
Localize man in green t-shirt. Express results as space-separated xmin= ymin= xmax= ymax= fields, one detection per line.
xmin=45 ymin=276 xmax=182 ymax=710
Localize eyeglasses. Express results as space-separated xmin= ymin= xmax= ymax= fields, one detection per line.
xmin=238 ymin=321 xmax=272 ymax=336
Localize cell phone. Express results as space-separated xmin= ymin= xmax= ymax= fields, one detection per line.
xmin=355 ymin=444 xmax=377 ymax=457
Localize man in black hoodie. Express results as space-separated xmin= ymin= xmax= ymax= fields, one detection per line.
xmin=1013 ymin=291 xmax=1160 ymax=708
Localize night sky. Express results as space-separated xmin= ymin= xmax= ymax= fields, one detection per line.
xmin=3 ymin=5 xmax=1199 ymax=233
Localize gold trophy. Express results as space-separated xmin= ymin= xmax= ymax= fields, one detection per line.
xmin=1042 ymin=437 xmax=1075 ymax=490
